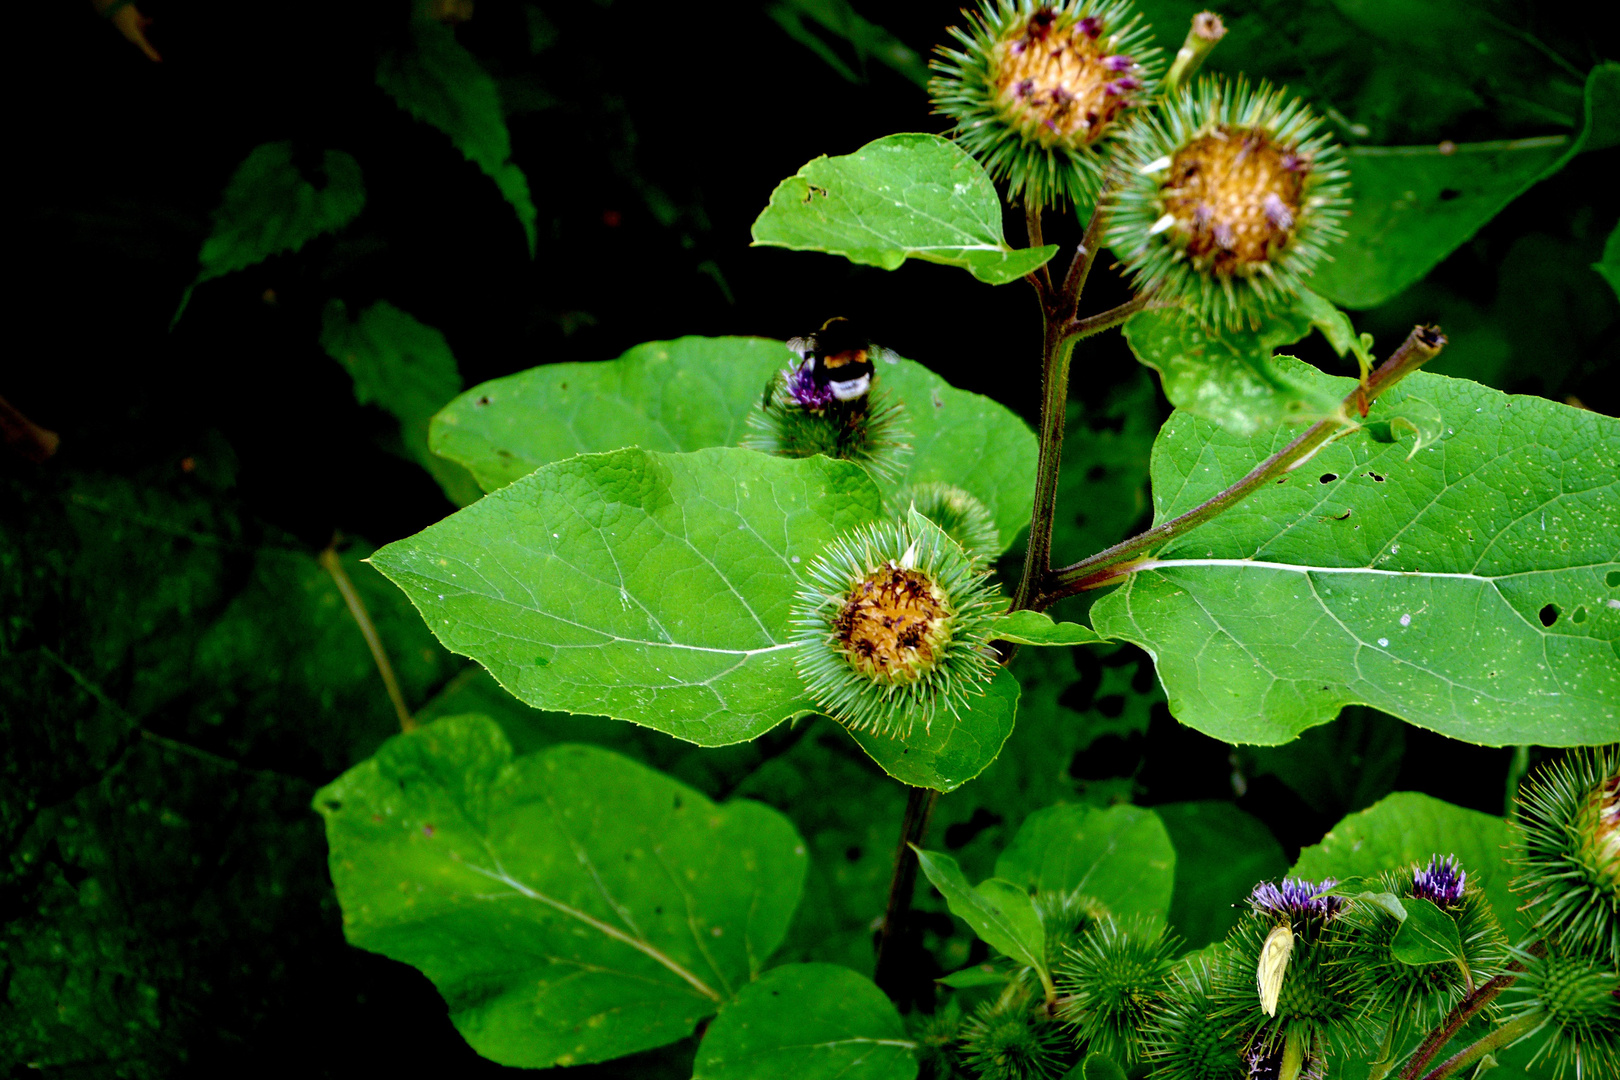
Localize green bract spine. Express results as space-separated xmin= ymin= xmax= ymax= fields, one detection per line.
xmin=931 ymin=0 xmax=1162 ymax=209
xmin=790 ymin=510 xmax=1002 ymax=738
xmin=1105 ymin=77 xmax=1348 ymax=328
xmin=1056 ymin=914 xmax=1179 ymax=1066
xmin=1514 ymin=747 xmax=1620 ymax=970
xmin=1501 ymin=941 xmax=1620 ymax=1080
xmin=891 ymin=481 xmax=1002 ymax=567
xmin=1338 ymin=859 xmax=1507 ymax=1034
xmin=1142 ymin=951 xmax=1247 ymax=1080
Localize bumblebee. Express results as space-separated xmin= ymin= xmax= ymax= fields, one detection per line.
xmin=785 ymin=316 xmax=879 ymax=406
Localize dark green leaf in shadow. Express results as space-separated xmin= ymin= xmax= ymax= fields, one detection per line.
xmin=937 ymin=964 xmax=1013 ymax=988
xmin=1233 ymin=707 xmax=1405 ymax=819
xmin=1156 ymin=801 xmax=1287 ymax=949
xmin=692 ymin=962 xmax=917 ymax=1080
xmin=848 ymin=666 xmax=1020 ymax=792
xmin=378 ymin=20 xmax=537 ymax=254
xmin=1596 ymin=223 xmax=1620 ymax=301
xmin=1079 ymin=1052 xmax=1129 ymax=1080
xmin=1391 ymin=897 xmax=1465 ymax=967
xmin=176 ymin=141 xmax=364 ymax=322
xmin=767 ymin=0 xmax=929 ymax=88
xmin=314 ymin=716 xmax=808 ymax=1068
xmin=320 ymin=300 xmax=483 ymax=506
xmin=1290 ymin=791 xmax=1526 ymax=940
xmin=750 ymin=133 xmax=1058 ymax=285
xmin=1311 ymin=62 xmax=1620 ymax=309
xmin=370 ymin=447 xmax=883 ymax=746
xmin=993 ymin=804 xmax=1175 ymax=922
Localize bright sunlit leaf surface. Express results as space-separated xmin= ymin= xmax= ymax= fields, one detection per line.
xmin=316 ymin=716 xmax=807 ymax=1068
xmin=692 ymin=962 xmax=916 ymax=1080
xmin=431 ymin=335 xmax=1038 ymax=552
xmin=750 ymin=133 xmax=1058 ymax=285
xmin=371 ymin=447 xmax=882 ymax=745
xmin=1092 ymin=359 xmax=1620 ymax=746
xmin=994 ymin=804 xmax=1176 ymax=923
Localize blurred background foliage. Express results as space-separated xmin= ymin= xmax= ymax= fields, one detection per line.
xmin=3 ymin=0 xmax=1614 ymax=1075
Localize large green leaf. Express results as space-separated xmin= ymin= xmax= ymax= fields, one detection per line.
xmin=1311 ymin=61 xmax=1619 ymax=309
xmin=370 ymin=447 xmax=883 ymax=746
xmin=177 ymin=141 xmax=364 ymax=320
xmin=320 ymin=300 xmax=483 ymax=506
xmin=1156 ymin=801 xmax=1288 ymax=949
xmin=993 ymin=804 xmax=1176 ymax=922
xmin=1122 ymin=292 xmax=1365 ymax=436
xmin=431 ymin=336 xmax=1037 ymax=552
xmin=1291 ymin=791 xmax=1526 ymax=941
xmin=750 ymin=133 xmax=1057 ymax=285
xmin=692 ymin=963 xmax=917 ymax=1080
xmin=768 ymin=0 xmax=930 ymax=88
xmin=914 ymin=849 xmax=1048 ymax=976
xmin=1091 ymin=359 xmax=1620 ymax=746
xmin=848 ymin=666 xmax=1021 ymax=792
xmin=315 ymin=715 xmax=808 ymax=1068
xmin=378 ymin=20 xmax=537 ymax=254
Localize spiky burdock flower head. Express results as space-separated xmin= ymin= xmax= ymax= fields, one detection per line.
xmin=1501 ymin=941 xmax=1620 ymax=1080
xmin=1216 ymin=878 xmax=1374 ymax=1060
xmin=1411 ymin=854 xmax=1469 ymax=908
xmin=931 ymin=0 xmax=1162 ymax=208
xmin=742 ymin=319 xmax=911 ymax=482
xmin=1106 ymin=77 xmax=1348 ymax=328
xmin=891 ymin=482 xmax=1001 ymax=567
xmin=1338 ymin=858 xmax=1507 ymax=1034
xmin=1514 ymin=746 xmax=1620 ymax=969
xmin=1249 ymin=878 xmax=1344 ymax=939
xmin=1057 ymin=914 xmax=1179 ymax=1066
xmin=1142 ymin=951 xmax=1246 ymax=1080
xmin=791 ymin=509 xmax=1002 ymax=737
xmin=960 ymin=985 xmax=1068 ymax=1080
xmin=914 ymin=998 xmax=967 ymax=1078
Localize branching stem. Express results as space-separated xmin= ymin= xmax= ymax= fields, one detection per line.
xmin=1398 ymin=942 xmax=1543 ymax=1080
xmin=1034 ymin=324 xmax=1448 ymax=610
xmin=1419 ymin=1013 xmax=1542 ymax=1080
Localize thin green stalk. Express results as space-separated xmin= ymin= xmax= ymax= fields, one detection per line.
xmin=1420 ymin=1013 xmax=1543 ymax=1080
xmin=1038 ymin=324 xmax=1448 ymax=609
xmin=321 ymin=541 xmax=415 ymax=732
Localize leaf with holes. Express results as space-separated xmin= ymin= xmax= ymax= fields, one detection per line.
xmin=314 ymin=716 xmax=807 ymax=1068
xmin=750 ymin=133 xmax=1057 ymax=285
xmin=1092 ymin=359 xmax=1620 ymax=747
xmin=692 ymin=962 xmax=917 ymax=1080
xmin=431 ymin=336 xmax=1037 ymax=552
xmin=994 ymin=804 xmax=1176 ymax=923
xmin=370 ymin=447 xmax=883 ymax=746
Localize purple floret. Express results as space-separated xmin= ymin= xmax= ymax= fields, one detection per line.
xmin=784 ymin=360 xmax=836 ymax=410
xmin=1249 ymin=876 xmax=1343 ymax=920
xmin=1411 ymin=854 xmax=1467 ymax=907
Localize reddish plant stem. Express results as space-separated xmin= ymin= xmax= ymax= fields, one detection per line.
xmin=1398 ymin=942 xmax=1544 ymax=1080
xmin=1036 ymin=324 xmax=1448 ymax=610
